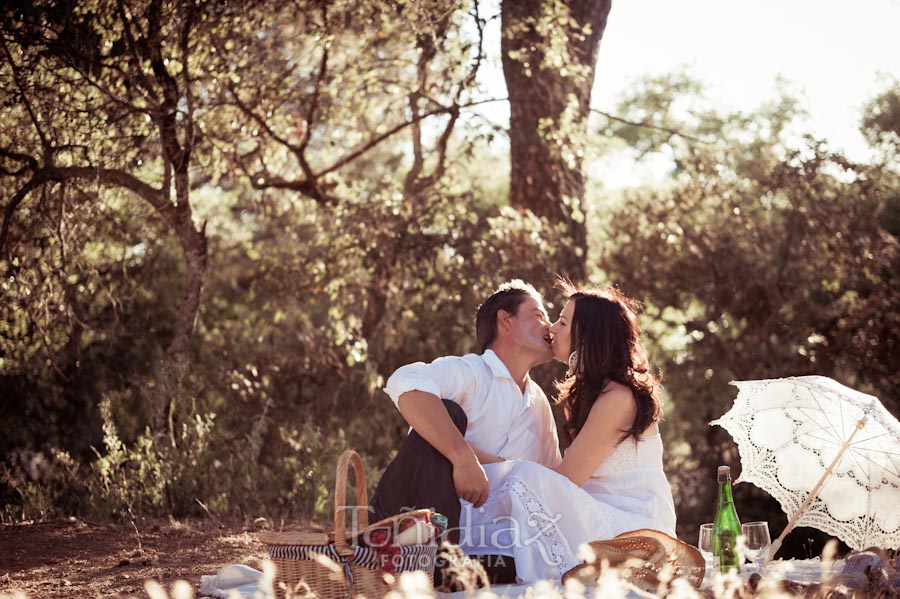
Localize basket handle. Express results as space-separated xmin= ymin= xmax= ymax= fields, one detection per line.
xmin=333 ymin=449 xmax=368 ymax=557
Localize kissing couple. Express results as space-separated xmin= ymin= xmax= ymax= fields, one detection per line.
xmin=369 ymin=279 xmax=677 ymax=584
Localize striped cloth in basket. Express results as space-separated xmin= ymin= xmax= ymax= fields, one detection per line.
xmin=267 ymin=542 xmax=438 ymax=575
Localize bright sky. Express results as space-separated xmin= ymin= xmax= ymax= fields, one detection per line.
xmin=474 ymin=0 xmax=900 ymax=188
xmin=593 ymin=0 xmax=900 ymax=162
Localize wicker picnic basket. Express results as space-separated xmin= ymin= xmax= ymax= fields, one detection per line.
xmin=259 ymin=450 xmax=438 ymax=599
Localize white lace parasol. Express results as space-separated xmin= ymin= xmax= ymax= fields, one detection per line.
xmin=711 ymin=376 xmax=900 ymax=559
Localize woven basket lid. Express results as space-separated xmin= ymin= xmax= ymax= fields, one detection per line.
xmin=616 ymin=528 xmax=705 ymax=588
xmin=258 ymin=530 xmax=330 ymax=546
xmin=259 ymin=509 xmax=434 ymax=548
xmin=592 ymin=536 xmax=666 ymax=563
xmin=562 ymin=529 xmax=706 ymax=591
xmin=562 ymin=561 xmax=662 ymax=594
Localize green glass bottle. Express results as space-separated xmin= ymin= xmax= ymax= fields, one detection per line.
xmin=713 ymin=465 xmax=742 ymax=573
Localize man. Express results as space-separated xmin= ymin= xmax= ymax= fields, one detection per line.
xmin=370 ymin=280 xmax=561 ymax=561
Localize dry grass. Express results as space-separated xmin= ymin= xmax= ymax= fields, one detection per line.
xmin=1 ymin=565 xmax=898 ymax=599
xmin=1 ymin=519 xmax=896 ymax=599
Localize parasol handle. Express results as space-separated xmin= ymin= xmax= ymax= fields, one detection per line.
xmin=764 ymin=415 xmax=867 ymax=566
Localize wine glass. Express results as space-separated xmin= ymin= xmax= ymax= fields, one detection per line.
xmin=698 ymin=523 xmax=714 ymax=567
xmin=741 ymin=521 xmax=772 ymax=566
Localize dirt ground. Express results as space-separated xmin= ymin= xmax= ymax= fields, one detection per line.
xmin=0 ymin=517 xmax=316 ymax=598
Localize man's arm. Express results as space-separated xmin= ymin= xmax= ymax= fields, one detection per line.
xmin=397 ymin=390 xmax=490 ymax=507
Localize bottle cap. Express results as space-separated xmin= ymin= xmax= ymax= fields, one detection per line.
xmin=431 ymin=513 xmax=448 ymax=532
xmin=718 ymin=466 xmax=731 ymax=476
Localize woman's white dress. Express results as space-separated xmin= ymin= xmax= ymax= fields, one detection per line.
xmin=458 ymin=433 xmax=676 ymax=583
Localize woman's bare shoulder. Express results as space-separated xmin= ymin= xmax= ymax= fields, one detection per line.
xmin=587 ymin=381 xmax=636 ymax=423
xmin=599 ymin=380 xmax=635 ymax=403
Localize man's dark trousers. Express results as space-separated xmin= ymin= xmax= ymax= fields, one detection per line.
xmin=368 ymin=399 xmax=516 ymax=584
xmin=369 ymin=399 xmax=467 ymax=544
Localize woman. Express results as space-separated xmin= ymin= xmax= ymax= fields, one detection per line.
xmin=459 ymin=282 xmax=676 ymax=583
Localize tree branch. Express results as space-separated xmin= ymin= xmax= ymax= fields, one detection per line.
xmin=404 ymin=53 xmax=429 ymax=192
xmin=317 ymin=105 xmax=456 ymax=177
xmin=1 ymin=36 xmax=51 ymax=156
xmin=298 ymin=4 xmax=329 ymax=156
xmin=462 ymin=2 xmax=486 ymax=92
xmin=179 ymin=1 xmax=197 ymax=161
xmin=409 ymin=5 xmax=485 ymax=193
xmin=0 ymin=148 xmax=39 ymax=176
xmin=1 ymin=166 xmax=170 ymax=257
xmin=590 ymin=108 xmax=706 ymax=144
xmin=146 ymin=0 xmax=187 ymax=171
xmin=227 ymin=84 xmax=302 ymax=154
xmin=115 ymin=0 xmax=158 ymax=97
xmin=1 ymin=177 xmax=43 ymax=258
xmin=411 ymin=104 xmax=460 ymax=194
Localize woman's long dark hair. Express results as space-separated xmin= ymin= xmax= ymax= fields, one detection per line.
xmin=554 ymin=280 xmax=662 ymax=444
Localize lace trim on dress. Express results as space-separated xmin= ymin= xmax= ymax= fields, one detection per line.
xmin=593 ymin=439 xmax=640 ymax=477
xmin=490 ymin=476 xmax=581 ymax=577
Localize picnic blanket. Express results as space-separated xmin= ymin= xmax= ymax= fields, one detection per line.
xmin=198 ymin=566 xmax=646 ymax=599
xmin=437 ymin=580 xmax=652 ymax=599
xmin=200 ymin=557 xmax=887 ymax=598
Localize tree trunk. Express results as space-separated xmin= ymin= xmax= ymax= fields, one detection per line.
xmin=502 ymin=0 xmax=612 ymax=280
xmin=149 ymin=169 xmax=207 ymax=448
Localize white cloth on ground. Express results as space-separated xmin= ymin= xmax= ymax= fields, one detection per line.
xmin=437 ymin=580 xmax=652 ymax=599
xmin=459 ymin=433 xmax=676 ymax=583
xmin=747 ymin=558 xmax=847 ymax=584
xmin=384 ymin=349 xmax=561 ymax=467
xmin=199 ymin=564 xmax=271 ymax=599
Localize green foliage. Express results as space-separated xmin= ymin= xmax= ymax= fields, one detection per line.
xmin=595 ymin=80 xmax=899 ymax=555
xmin=1 ymin=0 xmax=571 ymax=523
xmin=0 ymin=147 xmax=564 ymax=522
xmin=1 ymin=5 xmax=897 ymax=562
xmin=0 ymin=189 xmax=176 ymax=453
xmin=862 ymin=80 xmax=900 ymax=158
xmin=89 ymin=393 xmax=170 ymax=517
xmin=861 ymin=82 xmax=900 ymax=238
xmin=0 ymin=448 xmax=83 ymax=521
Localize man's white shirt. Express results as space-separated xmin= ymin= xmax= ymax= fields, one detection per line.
xmin=384 ymin=349 xmax=562 ymax=468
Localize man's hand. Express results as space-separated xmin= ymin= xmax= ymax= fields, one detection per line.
xmin=452 ymin=452 xmax=489 ymax=507
xmin=396 ymin=391 xmax=490 ymax=506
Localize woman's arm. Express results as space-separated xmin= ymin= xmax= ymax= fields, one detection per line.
xmin=553 ymin=383 xmax=637 ymax=487
xmin=470 ymin=444 xmax=506 ymax=465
